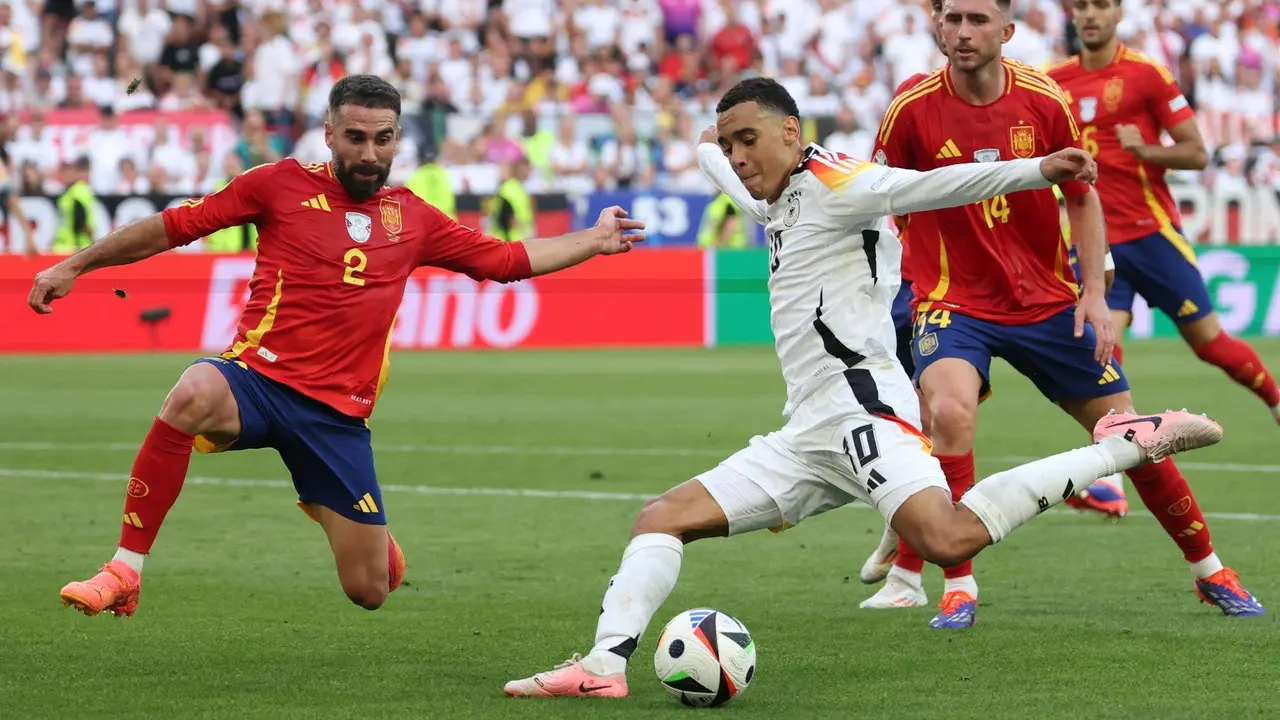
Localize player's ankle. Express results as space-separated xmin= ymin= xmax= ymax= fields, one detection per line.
xmin=943 ymin=574 xmax=978 ymax=598
xmin=583 ymin=649 xmax=627 ymax=677
xmin=1188 ymin=552 xmax=1224 ymax=580
xmin=887 ymin=565 xmax=923 ymax=587
xmin=112 ymin=547 xmax=146 ymax=574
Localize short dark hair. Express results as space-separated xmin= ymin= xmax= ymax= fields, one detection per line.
xmin=328 ymin=74 xmax=401 ymax=118
xmin=715 ymin=77 xmax=801 ymax=120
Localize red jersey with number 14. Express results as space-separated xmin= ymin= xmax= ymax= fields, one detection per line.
xmin=874 ymin=60 xmax=1087 ymax=325
xmin=1048 ymin=45 xmax=1196 ymax=245
xmin=161 ymin=159 xmax=532 ymax=418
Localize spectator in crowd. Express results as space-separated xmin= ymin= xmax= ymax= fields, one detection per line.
xmin=2 ymin=0 xmax=1280 ymax=254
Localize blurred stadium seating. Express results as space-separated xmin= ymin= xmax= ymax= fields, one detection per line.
xmin=1 ymin=0 xmax=1280 ymax=252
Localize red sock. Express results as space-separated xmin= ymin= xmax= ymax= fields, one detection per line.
xmin=1193 ymin=331 xmax=1280 ymax=406
xmin=1112 ymin=343 xmax=1124 ymax=366
xmin=119 ymin=418 xmax=195 ymax=554
xmin=938 ymin=452 xmax=976 ymax=578
xmin=1125 ymin=459 xmax=1213 ymax=563
xmin=894 ymin=539 xmax=926 ymax=573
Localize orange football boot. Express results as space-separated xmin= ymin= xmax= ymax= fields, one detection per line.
xmin=60 ymin=559 xmax=141 ymax=617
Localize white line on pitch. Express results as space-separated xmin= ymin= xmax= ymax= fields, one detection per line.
xmin=1 ymin=441 xmax=1277 ymax=474
xmin=2 ymin=466 xmax=1279 ymax=523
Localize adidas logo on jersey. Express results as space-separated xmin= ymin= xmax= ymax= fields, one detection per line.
xmin=935 ymin=140 xmax=962 ymax=159
xmin=301 ymin=194 xmax=332 ymax=212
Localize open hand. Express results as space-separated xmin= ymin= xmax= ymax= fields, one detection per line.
xmin=1075 ymin=290 xmax=1115 ymax=366
xmin=1040 ymin=147 xmax=1098 ymax=185
xmin=594 ymin=206 xmax=646 ymax=255
xmin=28 ymin=261 xmax=78 ymax=314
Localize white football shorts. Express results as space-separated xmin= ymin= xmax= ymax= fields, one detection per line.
xmin=697 ymin=365 xmax=947 ymax=535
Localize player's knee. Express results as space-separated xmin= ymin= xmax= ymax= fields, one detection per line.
xmin=341 ymin=574 xmax=389 ymax=610
xmin=159 ymin=366 xmax=229 ymax=433
xmin=927 ymin=394 xmax=976 ymax=445
xmin=632 ymin=495 xmax=682 ymax=538
xmin=913 ymin=528 xmax=971 ymax=568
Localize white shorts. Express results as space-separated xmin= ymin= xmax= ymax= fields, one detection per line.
xmin=697 ymin=367 xmax=947 ymax=535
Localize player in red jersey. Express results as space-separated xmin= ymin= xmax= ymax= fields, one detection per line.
xmin=28 ymin=75 xmax=646 ymax=617
xmin=858 ymin=0 xmax=1263 ymax=624
xmin=1049 ymin=0 xmax=1280 ymax=514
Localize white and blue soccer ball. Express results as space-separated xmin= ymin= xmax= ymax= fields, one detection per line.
xmin=653 ymin=608 xmax=756 ymax=707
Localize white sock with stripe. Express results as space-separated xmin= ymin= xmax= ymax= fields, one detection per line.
xmin=584 ymin=533 xmax=684 ymax=676
xmin=113 ymin=548 xmax=146 ymax=574
xmin=959 ymin=436 xmax=1143 ymax=543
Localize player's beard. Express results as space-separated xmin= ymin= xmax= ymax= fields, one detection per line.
xmin=334 ymin=159 xmax=391 ymax=201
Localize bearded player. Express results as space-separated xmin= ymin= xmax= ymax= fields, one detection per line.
xmin=30 ymin=75 xmax=645 ymax=617
xmin=857 ymin=0 xmax=1263 ymax=626
xmin=502 ymin=75 xmax=1225 ymax=699
xmin=1048 ymin=0 xmax=1280 ymax=516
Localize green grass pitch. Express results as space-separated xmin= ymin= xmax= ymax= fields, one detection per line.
xmin=1 ymin=342 xmax=1277 ymax=719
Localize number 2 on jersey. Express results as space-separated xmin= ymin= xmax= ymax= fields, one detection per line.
xmin=980 ymin=195 xmax=1010 ymax=228
xmin=343 ymin=248 xmax=368 ymax=286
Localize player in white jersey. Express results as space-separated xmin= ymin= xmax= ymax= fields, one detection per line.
xmin=502 ymin=78 xmax=1226 ymax=700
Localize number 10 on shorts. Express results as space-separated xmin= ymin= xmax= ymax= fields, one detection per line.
xmin=843 ymin=424 xmax=889 ymax=493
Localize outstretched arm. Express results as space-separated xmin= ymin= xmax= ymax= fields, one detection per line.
xmin=831 ymin=149 xmax=1096 ymax=220
xmin=420 ymin=205 xmax=645 ymax=282
xmin=28 ymin=165 xmax=274 ymax=314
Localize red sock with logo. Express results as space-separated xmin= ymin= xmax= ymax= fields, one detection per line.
xmin=118 ymin=418 xmax=195 ymax=555
xmin=1125 ymin=459 xmax=1213 ymax=563
xmin=939 ymin=451 xmax=976 ymax=579
xmin=1193 ymin=331 xmax=1280 ymax=406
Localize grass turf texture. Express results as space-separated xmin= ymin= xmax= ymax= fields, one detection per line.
xmin=1 ymin=342 xmax=1277 ymax=719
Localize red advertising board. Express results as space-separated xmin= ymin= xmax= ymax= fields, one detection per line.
xmin=1 ymin=250 xmax=705 ymax=353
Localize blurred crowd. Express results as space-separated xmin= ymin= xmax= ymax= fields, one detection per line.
xmin=1 ymin=0 xmax=1280 ymax=199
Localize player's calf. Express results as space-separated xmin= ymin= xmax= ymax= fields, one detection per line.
xmin=631 ymin=479 xmax=731 ymax=542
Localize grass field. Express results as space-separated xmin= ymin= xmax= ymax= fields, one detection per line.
xmin=1 ymin=342 xmax=1278 ymax=719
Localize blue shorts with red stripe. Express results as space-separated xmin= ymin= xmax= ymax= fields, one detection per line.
xmin=193 ymin=357 xmax=386 ymax=525
xmin=910 ymin=306 xmax=1129 ymax=403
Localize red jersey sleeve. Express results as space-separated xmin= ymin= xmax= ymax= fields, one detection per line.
xmin=161 ymin=162 xmax=277 ymax=247
xmin=1144 ymin=62 xmax=1195 ymax=131
xmin=414 ymin=200 xmax=532 ymax=283
xmin=1041 ymin=81 xmax=1090 ymax=198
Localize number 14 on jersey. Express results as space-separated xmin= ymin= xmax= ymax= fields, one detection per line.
xmin=980 ymin=195 xmax=1010 ymax=228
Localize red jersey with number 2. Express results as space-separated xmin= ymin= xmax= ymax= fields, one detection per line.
xmin=874 ymin=59 xmax=1086 ymax=325
xmin=162 ymin=159 xmax=532 ymax=418
xmin=1048 ymin=45 xmax=1196 ymax=245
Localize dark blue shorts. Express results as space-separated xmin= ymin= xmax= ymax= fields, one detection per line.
xmin=910 ymin=307 xmax=1129 ymax=403
xmin=194 ymin=357 xmax=385 ymax=525
xmin=1107 ymin=229 xmax=1213 ymax=324
xmin=892 ymin=281 xmax=916 ymax=375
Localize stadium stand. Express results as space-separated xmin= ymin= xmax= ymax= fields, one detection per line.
xmin=0 ymin=0 xmax=1278 ymax=249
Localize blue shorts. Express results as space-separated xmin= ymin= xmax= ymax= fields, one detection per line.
xmin=892 ymin=282 xmax=916 ymax=375
xmin=194 ymin=357 xmax=385 ymax=525
xmin=910 ymin=307 xmax=1129 ymax=403
xmin=1108 ymin=229 xmax=1213 ymax=324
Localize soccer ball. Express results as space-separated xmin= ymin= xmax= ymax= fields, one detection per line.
xmin=653 ymin=608 xmax=755 ymax=707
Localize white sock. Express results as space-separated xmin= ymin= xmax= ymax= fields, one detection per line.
xmin=886 ymin=565 xmax=922 ymax=588
xmin=584 ymin=533 xmax=684 ymax=676
xmin=1189 ymin=552 xmax=1225 ymax=580
xmin=960 ymin=436 xmax=1142 ymax=543
xmin=113 ymin=547 xmax=146 ymax=574
xmin=944 ymin=574 xmax=978 ymax=599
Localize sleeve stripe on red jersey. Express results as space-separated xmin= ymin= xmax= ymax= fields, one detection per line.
xmin=1121 ymin=49 xmax=1177 ymax=84
xmin=1045 ymin=56 xmax=1079 ymax=76
xmin=877 ymin=75 xmax=944 ymax=145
